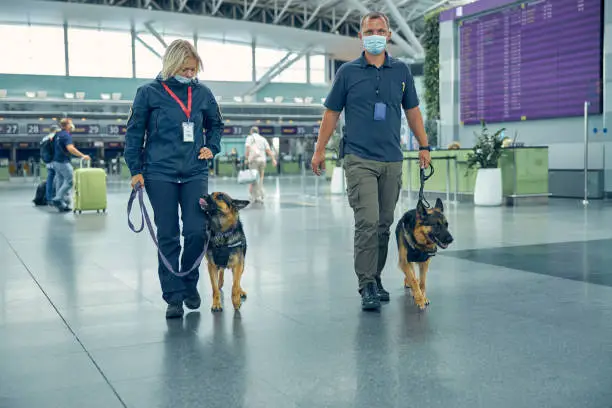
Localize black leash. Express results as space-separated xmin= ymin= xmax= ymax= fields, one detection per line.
xmin=418 ymin=162 xmax=434 ymax=209
xmin=127 ymin=182 xmax=210 ymax=277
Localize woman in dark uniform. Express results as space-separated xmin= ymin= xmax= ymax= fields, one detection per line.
xmin=124 ymin=39 xmax=224 ymax=319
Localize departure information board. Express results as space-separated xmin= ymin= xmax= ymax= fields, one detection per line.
xmin=459 ymin=0 xmax=603 ymax=124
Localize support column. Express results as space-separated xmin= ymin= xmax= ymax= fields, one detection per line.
xmin=63 ymin=22 xmax=69 ymax=76
xmin=438 ymin=20 xmax=459 ymax=148
xmin=251 ymin=39 xmax=257 ymax=82
xmin=131 ymin=25 xmax=137 ymax=78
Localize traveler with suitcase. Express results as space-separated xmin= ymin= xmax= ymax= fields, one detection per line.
xmin=123 ymin=39 xmax=224 ymax=319
xmin=40 ymin=124 xmax=60 ymax=203
xmin=51 ymin=118 xmax=91 ymax=212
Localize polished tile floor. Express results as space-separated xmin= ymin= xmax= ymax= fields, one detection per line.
xmin=1 ymin=176 xmax=611 ymax=408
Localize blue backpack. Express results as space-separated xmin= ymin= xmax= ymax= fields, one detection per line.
xmin=40 ymin=136 xmax=55 ymax=164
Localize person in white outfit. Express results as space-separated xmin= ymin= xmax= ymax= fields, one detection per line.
xmin=245 ymin=126 xmax=277 ymax=203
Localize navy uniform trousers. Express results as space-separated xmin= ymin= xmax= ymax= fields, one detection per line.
xmin=145 ymin=178 xmax=208 ymax=305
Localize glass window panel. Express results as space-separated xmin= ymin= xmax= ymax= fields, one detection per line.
xmin=0 ymin=24 xmax=65 ymax=75
xmin=197 ymin=39 xmax=252 ymax=82
xmin=134 ymin=33 xmax=167 ymax=79
xmin=255 ymin=47 xmax=287 ymax=80
xmin=310 ymin=69 xmax=326 ymax=84
xmin=68 ymin=28 xmax=132 ymax=78
xmin=309 ymin=54 xmax=326 ymax=70
xmin=272 ymin=55 xmax=307 ymax=83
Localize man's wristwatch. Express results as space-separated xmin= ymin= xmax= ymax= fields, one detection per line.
xmin=419 ymin=146 xmax=431 ymax=151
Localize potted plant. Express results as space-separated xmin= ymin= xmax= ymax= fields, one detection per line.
xmin=466 ymin=120 xmax=506 ymax=206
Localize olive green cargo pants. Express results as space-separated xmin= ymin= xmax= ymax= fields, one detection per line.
xmin=343 ymin=153 xmax=403 ymax=290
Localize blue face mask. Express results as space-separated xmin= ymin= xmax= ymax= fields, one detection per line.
xmin=363 ymin=35 xmax=387 ymax=55
xmin=174 ymin=75 xmax=193 ymax=84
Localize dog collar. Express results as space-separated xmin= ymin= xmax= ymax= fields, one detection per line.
xmin=406 ymin=231 xmax=437 ymax=255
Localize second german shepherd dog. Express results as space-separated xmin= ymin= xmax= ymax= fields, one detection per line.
xmin=395 ymin=198 xmax=454 ymax=310
xmin=199 ymin=192 xmax=250 ymax=312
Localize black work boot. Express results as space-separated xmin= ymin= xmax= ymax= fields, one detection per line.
xmin=166 ymin=303 xmax=184 ymax=319
xmin=184 ymin=290 xmax=201 ymax=310
xmin=376 ymin=278 xmax=390 ymax=302
xmin=360 ymin=282 xmax=381 ymax=310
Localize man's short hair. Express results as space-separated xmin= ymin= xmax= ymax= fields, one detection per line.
xmin=360 ymin=11 xmax=390 ymax=32
xmin=59 ymin=118 xmax=72 ymax=128
xmin=250 ymin=126 xmax=259 ymax=134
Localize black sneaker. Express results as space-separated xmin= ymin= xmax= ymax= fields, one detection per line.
xmin=184 ymin=290 xmax=201 ymax=310
xmin=360 ymin=282 xmax=381 ymax=310
xmin=166 ymin=303 xmax=184 ymax=319
xmin=376 ymin=278 xmax=390 ymax=302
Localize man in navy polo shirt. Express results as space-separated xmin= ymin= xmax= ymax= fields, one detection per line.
xmin=311 ymin=11 xmax=431 ymax=311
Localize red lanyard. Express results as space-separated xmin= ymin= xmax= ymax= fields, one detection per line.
xmin=162 ymin=82 xmax=192 ymax=120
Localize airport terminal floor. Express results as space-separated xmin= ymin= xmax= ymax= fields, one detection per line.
xmin=1 ymin=175 xmax=611 ymax=408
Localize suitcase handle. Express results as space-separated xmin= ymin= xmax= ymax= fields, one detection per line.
xmin=80 ymin=158 xmax=91 ymax=168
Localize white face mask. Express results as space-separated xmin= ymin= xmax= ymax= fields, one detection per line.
xmin=174 ymin=75 xmax=194 ymax=84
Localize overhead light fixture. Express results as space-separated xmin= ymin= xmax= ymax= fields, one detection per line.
xmin=233 ymin=96 xmax=243 ymax=102
xmin=25 ymin=91 xmax=36 ymax=98
xmin=64 ymin=93 xmax=75 ymax=99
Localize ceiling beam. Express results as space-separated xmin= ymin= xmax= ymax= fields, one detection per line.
xmin=331 ymin=8 xmax=352 ymax=32
xmin=135 ymin=34 xmax=163 ymax=58
xmin=273 ymin=0 xmax=293 ymax=23
xmin=381 ymin=0 xmax=425 ymax=59
xmin=242 ymin=0 xmax=260 ymax=19
xmin=408 ymin=0 xmax=450 ymax=23
xmin=243 ymin=47 xmax=313 ymax=97
xmin=144 ymin=21 xmax=167 ymax=48
xmin=347 ymin=0 xmax=420 ymax=59
xmin=303 ymin=3 xmax=324 ymax=29
xmin=211 ymin=0 xmax=226 ymax=15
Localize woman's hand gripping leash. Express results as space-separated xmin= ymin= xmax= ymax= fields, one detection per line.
xmin=127 ymin=175 xmax=209 ymax=277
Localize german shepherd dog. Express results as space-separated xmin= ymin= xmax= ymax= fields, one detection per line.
xmin=199 ymin=192 xmax=250 ymax=312
xmin=395 ymin=198 xmax=453 ymax=310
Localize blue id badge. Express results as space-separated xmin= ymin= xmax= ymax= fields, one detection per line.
xmin=374 ymin=102 xmax=387 ymax=121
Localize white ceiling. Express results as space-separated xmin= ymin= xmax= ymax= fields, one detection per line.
xmin=0 ymin=0 xmax=469 ymax=60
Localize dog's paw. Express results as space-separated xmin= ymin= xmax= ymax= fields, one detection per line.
xmin=211 ymin=302 xmax=223 ymax=312
xmin=413 ymin=293 xmax=429 ymax=310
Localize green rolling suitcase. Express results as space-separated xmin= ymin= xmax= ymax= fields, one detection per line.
xmin=72 ymin=159 xmax=107 ymax=214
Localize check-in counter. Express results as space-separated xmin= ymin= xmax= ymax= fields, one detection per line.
xmin=402 ymin=147 xmax=549 ymax=205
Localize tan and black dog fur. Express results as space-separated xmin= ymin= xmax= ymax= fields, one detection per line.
xmin=395 ymin=198 xmax=453 ymax=310
xmin=199 ymin=192 xmax=249 ymax=312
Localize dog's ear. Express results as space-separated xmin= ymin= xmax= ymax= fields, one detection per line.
xmin=416 ymin=200 xmax=428 ymax=220
xmin=198 ymin=197 xmax=207 ymax=209
xmin=434 ymin=198 xmax=444 ymax=213
xmin=232 ymin=199 xmax=250 ymax=210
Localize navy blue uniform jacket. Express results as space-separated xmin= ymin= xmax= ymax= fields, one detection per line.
xmin=124 ymin=75 xmax=224 ymax=183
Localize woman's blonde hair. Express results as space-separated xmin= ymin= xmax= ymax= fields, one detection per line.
xmin=161 ymin=39 xmax=203 ymax=80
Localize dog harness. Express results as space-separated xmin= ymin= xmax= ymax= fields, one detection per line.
xmin=208 ymin=226 xmax=247 ymax=268
xmin=402 ymin=216 xmax=437 ymax=263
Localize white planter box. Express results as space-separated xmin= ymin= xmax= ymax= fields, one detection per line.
xmin=473 ymin=168 xmax=503 ymax=206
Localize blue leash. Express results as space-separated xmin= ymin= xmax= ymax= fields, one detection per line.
xmin=127 ymin=182 xmax=210 ymax=277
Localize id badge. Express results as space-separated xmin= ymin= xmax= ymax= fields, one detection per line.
xmin=374 ymin=102 xmax=387 ymax=121
xmin=182 ymin=122 xmax=194 ymax=143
